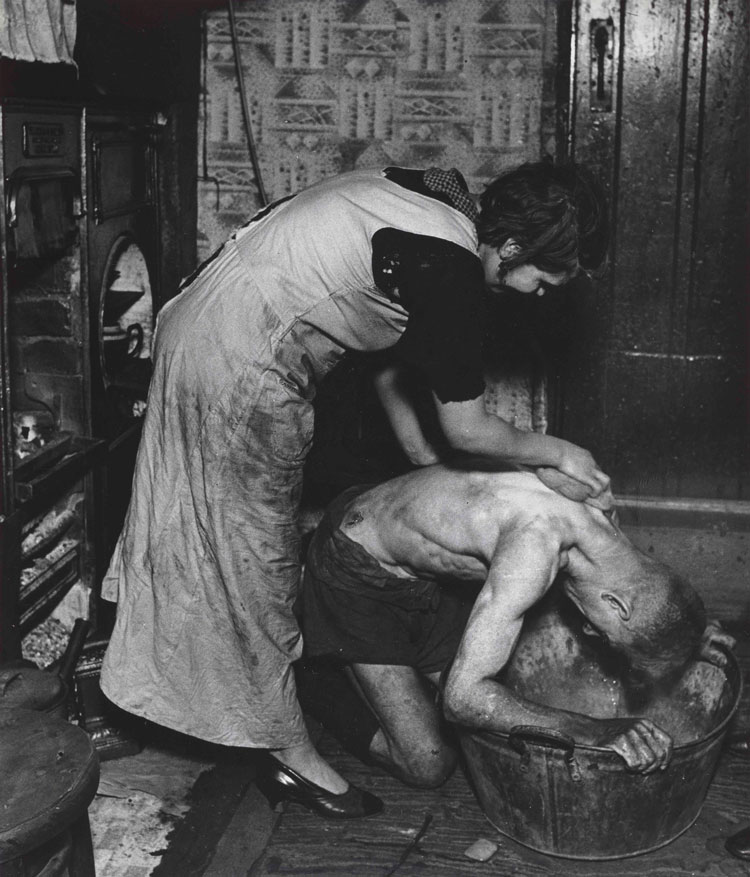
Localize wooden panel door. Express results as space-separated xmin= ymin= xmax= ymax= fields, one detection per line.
xmin=561 ymin=0 xmax=749 ymax=499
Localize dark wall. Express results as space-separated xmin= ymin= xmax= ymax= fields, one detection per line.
xmin=565 ymin=0 xmax=749 ymax=500
xmin=1 ymin=0 xmax=205 ymax=297
xmin=75 ymin=0 xmax=206 ymax=297
xmin=74 ymin=0 xmax=206 ymax=102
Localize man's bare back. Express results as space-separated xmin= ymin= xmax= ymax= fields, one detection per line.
xmin=298 ymin=464 xmax=722 ymax=779
xmin=339 ymin=465 xmax=620 ymax=587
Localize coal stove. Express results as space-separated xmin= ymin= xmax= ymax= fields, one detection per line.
xmin=0 ymin=99 xmax=162 ymax=660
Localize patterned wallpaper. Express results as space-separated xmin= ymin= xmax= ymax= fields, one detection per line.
xmin=197 ymin=0 xmax=561 ymax=259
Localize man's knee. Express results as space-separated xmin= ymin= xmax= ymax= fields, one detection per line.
xmin=396 ymin=742 xmax=457 ymax=789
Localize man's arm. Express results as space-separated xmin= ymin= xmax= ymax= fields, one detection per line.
xmin=442 ymin=523 xmax=671 ymax=773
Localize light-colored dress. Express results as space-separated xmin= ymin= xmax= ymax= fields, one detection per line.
xmin=100 ymin=168 xmax=480 ymax=747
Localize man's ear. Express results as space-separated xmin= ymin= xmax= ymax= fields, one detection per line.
xmin=601 ymin=592 xmax=632 ymax=622
xmin=499 ymin=239 xmax=522 ymax=260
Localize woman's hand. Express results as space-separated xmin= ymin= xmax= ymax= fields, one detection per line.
xmin=403 ymin=442 xmax=442 ymax=467
xmin=373 ymin=363 xmax=440 ymax=467
xmin=535 ymin=466 xmax=616 ymax=514
xmin=557 ymin=442 xmax=611 ymax=498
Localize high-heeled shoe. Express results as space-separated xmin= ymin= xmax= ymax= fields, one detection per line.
xmin=727 ymin=732 xmax=750 ymax=756
xmin=256 ymin=756 xmax=383 ymax=819
xmin=726 ymin=824 xmax=750 ymax=860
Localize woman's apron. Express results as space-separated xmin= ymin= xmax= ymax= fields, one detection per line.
xmin=100 ymin=169 xmax=478 ymax=746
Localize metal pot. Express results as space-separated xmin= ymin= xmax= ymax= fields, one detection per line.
xmin=0 ymin=618 xmax=91 ymax=723
xmin=460 ymin=595 xmax=741 ymax=860
xmin=0 ymin=665 xmax=68 ymax=720
xmin=102 ymin=322 xmax=144 ymax=375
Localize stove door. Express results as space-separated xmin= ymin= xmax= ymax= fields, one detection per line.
xmin=90 ymin=127 xmax=155 ymax=224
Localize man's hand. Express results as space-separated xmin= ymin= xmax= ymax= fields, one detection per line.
xmin=699 ymin=619 xmax=736 ymax=667
xmin=593 ymin=718 xmax=673 ymax=773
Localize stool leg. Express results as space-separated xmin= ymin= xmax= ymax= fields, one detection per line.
xmin=67 ymin=812 xmax=96 ymax=877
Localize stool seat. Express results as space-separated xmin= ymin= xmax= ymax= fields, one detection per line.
xmin=0 ymin=708 xmax=99 ymax=864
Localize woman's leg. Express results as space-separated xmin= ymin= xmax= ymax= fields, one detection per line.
xmin=208 ymin=380 xmax=355 ymax=794
xmin=270 ymin=722 xmax=349 ymax=794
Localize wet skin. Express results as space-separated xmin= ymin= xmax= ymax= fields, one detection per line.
xmin=341 ymin=466 xmax=701 ymax=774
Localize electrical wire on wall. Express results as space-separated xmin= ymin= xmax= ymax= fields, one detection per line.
xmin=226 ymin=0 xmax=269 ymax=207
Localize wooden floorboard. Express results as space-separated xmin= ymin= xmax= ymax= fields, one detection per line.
xmin=151 ymin=746 xmax=257 ymax=876
xmin=251 ymin=625 xmax=750 ymax=877
xmin=250 ymin=743 xmax=750 ymax=876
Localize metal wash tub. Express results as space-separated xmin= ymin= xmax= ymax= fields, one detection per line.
xmin=460 ymin=596 xmax=742 ymax=860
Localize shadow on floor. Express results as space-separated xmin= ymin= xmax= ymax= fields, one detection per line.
xmin=251 ymin=621 xmax=750 ymax=876
xmin=92 ymin=621 xmax=750 ymax=876
xmin=90 ymin=723 xmax=270 ymax=876
xmin=249 ymin=732 xmax=750 ymax=876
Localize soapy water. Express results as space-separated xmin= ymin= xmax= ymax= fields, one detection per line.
xmin=501 ymin=591 xmax=731 ymax=747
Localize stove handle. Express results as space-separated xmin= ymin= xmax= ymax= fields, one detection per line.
xmin=6 ymin=167 xmax=84 ymax=227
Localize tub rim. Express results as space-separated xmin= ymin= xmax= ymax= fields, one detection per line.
xmin=464 ymin=648 xmax=742 ymax=759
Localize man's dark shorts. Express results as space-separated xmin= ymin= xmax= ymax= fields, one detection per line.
xmin=298 ymin=485 xmax=475 ymax=675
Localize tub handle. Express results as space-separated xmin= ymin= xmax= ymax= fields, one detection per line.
xmin=508 ymin=725 xmax=582 ymax=782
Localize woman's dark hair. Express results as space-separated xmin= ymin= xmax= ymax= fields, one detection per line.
xmin=476 ymin=159 xmax=609 ymax=275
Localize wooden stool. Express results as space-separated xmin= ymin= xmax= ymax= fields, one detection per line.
xmin=0 ymin=708 xmax=100 ymax=876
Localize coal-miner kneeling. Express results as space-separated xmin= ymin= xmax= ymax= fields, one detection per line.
xmin=295 ymin=465 xmax=730 ymax=787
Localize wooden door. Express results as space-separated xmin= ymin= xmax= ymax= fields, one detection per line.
xmin=561 ymin=0 xmax=749 ymax=499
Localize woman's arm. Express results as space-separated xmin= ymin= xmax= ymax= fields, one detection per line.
xmin=433 ymin=393 xmax=611 ymax=499
xmin=373 ymin=364 xmax=442 ymax=466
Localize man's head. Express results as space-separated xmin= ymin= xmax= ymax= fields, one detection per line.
xmin=620 ymin=561 xmax=707 ymax=688
xmin=569 ymin=554 xmax=707 ymax=690
xmin=477 ymin=159 xmax=609 ymax=285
